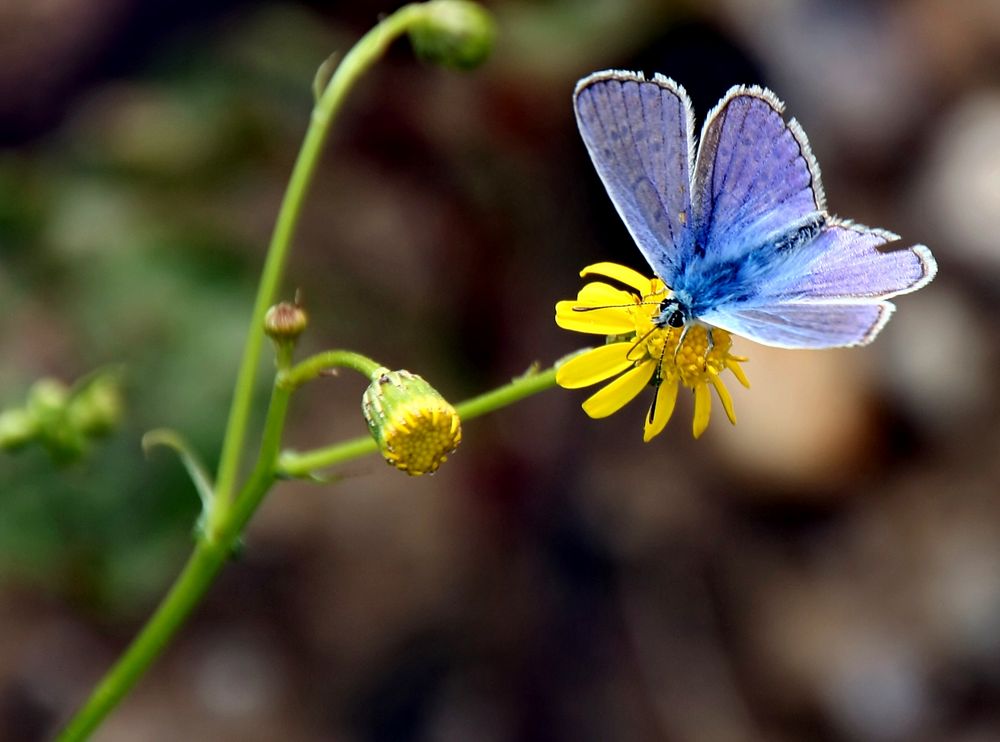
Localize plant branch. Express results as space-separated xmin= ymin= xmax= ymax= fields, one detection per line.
xmin=282 ymin=350 xmax=383 ymax=390
xmin=277 ymin=363 xmax=558 ymax=477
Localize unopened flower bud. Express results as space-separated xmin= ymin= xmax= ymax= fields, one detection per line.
xmin=27 ymin=378 xmax=69 ymax=421
xmin=265 ymin=302 xmax=309 ymax=341
xmin=0 ymin=408 xmax=37 ymax=451
xmin=408 ymin=0 xmax=496 ymax=70
xmin=362 ymin=369 xmax=462 ymax=476
xmin=67 ymin=373 xmax=124 ymax=437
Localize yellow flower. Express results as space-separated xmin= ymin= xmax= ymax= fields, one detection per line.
xmin=555 ymin=262 xmax=750 ymax=440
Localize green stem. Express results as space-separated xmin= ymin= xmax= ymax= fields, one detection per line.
xmin=56 ymin=376 xmax=294 ymax=742
xmin=453 ymin=364 xmax=558 ymax=420
xmin=277 ymin=364 xmax=558 ymax=477
xmin=56 ymin=5 xmax=497 ymax=736
xmin=56 ymin=542 xmax=229 ymax=742
xmin=212 ymin=2 xmax=428 ymax=514
xmin=282 ymin=350 xmax=383 ymax=390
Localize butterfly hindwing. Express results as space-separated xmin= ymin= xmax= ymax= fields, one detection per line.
xmin=574 ymin=71 xmax=695 ymax=284
xmin=700 ymin=219 xmax=937 ymax=348
xmin=703 ymin=301 xmax=894 ymax=349
xmin=755 ymin=220 xmax=937 ymax=302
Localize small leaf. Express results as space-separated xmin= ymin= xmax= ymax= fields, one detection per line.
xmin=276 ymin=465 xmax=341 ymax=484
xmin=312 ymin=51 xmax=341 ymax=103
xmin=143 ymin=429 xmax=216 ymax=530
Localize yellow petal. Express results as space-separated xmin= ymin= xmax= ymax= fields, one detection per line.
xmin=556 ymin=342 xmax=634 ymax=389
xmin=581 ymin=359 xmax=656 ymax=418
xmin=577 ymin=281 xmax=635 ymax=306
xmin=709 ymin=371 xmax=736 ymax=425
xmin=555 ymin=300 xmax=635 ymax=334
xmin=580 ymin=262 xmax=651 ymax=293
xmin=643 ymin=377 xmax=679 ymax=442
xmin=726 ymin=358 xmax=751 ymax=388
xmin=692 ymin=382 xmax=711 ymax=438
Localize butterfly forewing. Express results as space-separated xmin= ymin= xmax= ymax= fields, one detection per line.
xmin=690 ymin=88 xmax=825 ymax=267
xmin=574 ymin=71 xmax=695 ymax=284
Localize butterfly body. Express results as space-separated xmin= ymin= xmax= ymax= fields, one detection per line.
xmin=574 ymin=70 xmax=936 ymax=350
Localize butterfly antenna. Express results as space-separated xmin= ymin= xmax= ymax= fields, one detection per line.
xmin=571 ymin=300 xmax=661 ymax=313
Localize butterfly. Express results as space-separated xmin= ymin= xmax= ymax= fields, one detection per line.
xmin=573 ymin=70 xmax=937 ymax=350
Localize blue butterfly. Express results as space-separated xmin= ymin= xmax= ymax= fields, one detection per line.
xmin=574 ymin=70 xmax=937 ymax=349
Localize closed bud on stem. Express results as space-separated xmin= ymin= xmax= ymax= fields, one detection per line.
xmin=0 ymin=408 xmax=37 ymax=451
xmin=408 ymin=0 xmax=496 ymax=70
xmin=67 ymin=373 xmax=124 ymax=437
xmin=362 ymin=369 xmax=462 ymax=476
xmin=26 ymin=378 xmax=85 ymax=463
xmin=27 ymin=378 xmax=69 ymax=421
xmin=265 ymin=302 xmax=309 ymax=342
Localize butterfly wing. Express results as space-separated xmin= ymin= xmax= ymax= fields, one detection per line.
xmin=703 ymin=303 xmax=894 ymax=349
xmin=700 ymin=220 xmax=937 ymax=348
xmin=688 ymin=85 xmax=825 ymax=268
xmin=755 ymin=220 xmax=937 ymax=302
xmin=574 ymin=71 xmax=696 ymax=284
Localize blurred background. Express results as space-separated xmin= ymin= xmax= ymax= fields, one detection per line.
xmin=1 ymin=0 xmax=998 ymax=740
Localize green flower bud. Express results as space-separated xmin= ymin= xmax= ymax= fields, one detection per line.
xmin=27 ymin=378 xmax=69 ymax=418
xmin=3 ymin=371 xmax=124 ymax=463
xmin=362 ymin=369 xmax=462 ymax=476
xmin=408 ymin=0 xmax=496 ymax=71
xmin=67 ymin=374 xmax=124 ymax=437
xmin=25 ymin=378 xmax=85 ymax=462
xmin=264 ymin=302 xmax=308 ymax=342
xmin=0 ymin=408 xmax=38 ymax=451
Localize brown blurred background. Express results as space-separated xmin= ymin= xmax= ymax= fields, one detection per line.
xmin=1 ymin=0 xmax=999 ymax=740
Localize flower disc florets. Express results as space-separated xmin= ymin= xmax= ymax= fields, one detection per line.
xmin=362 ymin=369 xmax=462 ymax=475
xmin=554 ymin=262 xmax=749 ymax=440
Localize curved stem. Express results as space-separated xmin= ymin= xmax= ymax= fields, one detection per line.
xmin=212 ymin=2 xmax=427 ymax=515
xmin=277 ymin=364 xmax=558 ymax=477
xmin=282 ymin=350 xmax=383 ymax=390
xmin=58 ymin=3 xmax=512 ymax=742
xmin=56 ymin=5 xmax=497 ymax=737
